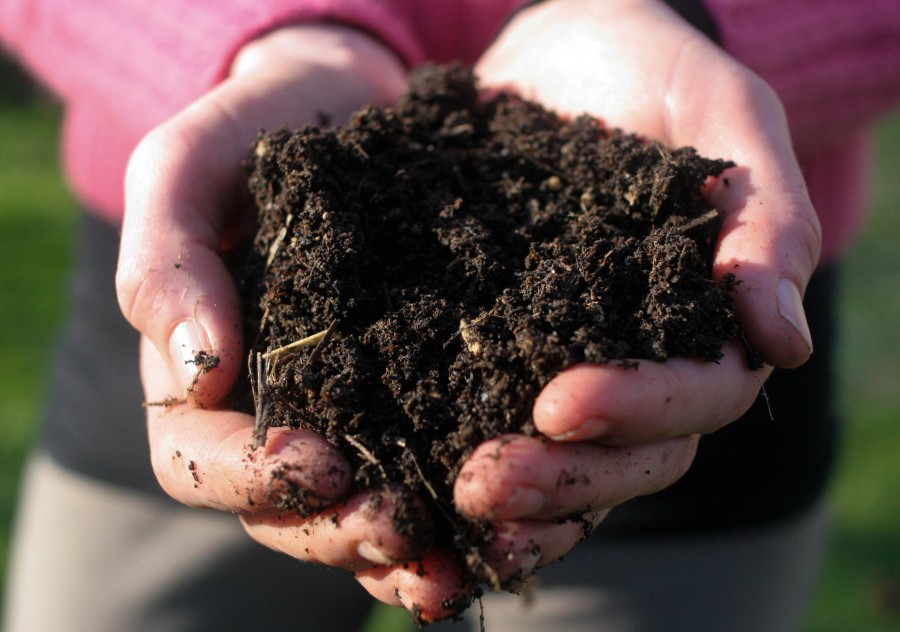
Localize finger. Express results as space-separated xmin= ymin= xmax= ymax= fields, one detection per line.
xmin=454 ymin=434 xmax=697 ymax=521
xmin=241 ymin=486 xmax=434 ymax=570
xmin=476 ymin=514 xmax=605 ymax=590
xmin=710 ymin=159 xmax=820 ymax=368
xmin=116 ymin=26 xmax=409 ymax=407
xmin=146 ymin=335 xmax=433 ymax=571
xmin=355 ymin=550 xmax=474 ymax=626
xmin=117 ymin=93 xmax=253 ymax=407
xmin=532 ymin=341 xmax=768 ymax=445
xmin=665 ymin=39 xmax=821 ymax=368
xmin=142 ymin=336 xmax=351 ymax=513
xmin=150 ymin=409 xmax=352 ymax=515
xmin=355 ymin=517 xmax=607 ymax=622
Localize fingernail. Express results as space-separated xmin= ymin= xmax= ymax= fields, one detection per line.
xmin=547 ymin=417 xmax=608 ymax=441
xmin=776 ymin=278 xmax=813 ymax=354
xmin=357 ymin=540 xmax=394 ymax=565
xmin=520 ymin=545 xmax=542 ymax=576
xmin=396 ymin=589 xmax=415 ymax=612
xmin=493 ymin=486 xmax=546 ymax=519
xmin=501 ymin=546 xmax=543 ymax=591
xmin=169 ymin=320 xmax=213 ymax=390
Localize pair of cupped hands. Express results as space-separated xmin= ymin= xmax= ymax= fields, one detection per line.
xmin=116 ymin=0 xmax=820 ymax=623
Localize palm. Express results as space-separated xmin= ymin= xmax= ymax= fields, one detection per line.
xmin=476 ymin=0 xmax=818 ymax=370
xmin=477 ymin=0 xmax=693 ymax=140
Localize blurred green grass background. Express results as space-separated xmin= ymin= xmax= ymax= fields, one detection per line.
xmin=0 ymin=61 xmax=897 ymax=630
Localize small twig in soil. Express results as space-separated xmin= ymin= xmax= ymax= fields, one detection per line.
xmin=673 ymin=209 xmax=720 ymax=234
xmin=185 ymin=350 xmax=220 ymax=395
xmin=249 ymin=350 xmax=273 ymax=449
xmin=262 ymin=320 xmax=338 ymax=363
xmin=514 ymin=150 xmax=567 ymax=180
xmin=446 ymin=306 xmax=498 ymax=350
xmin=258 ymin=305 xmax=270 ymax=334
xmin=395 ymin=437 xmax=455 ymax=520
xmin=343 ymin=433 xmax=381 ymax=467
xmin=737 ymin=331 xmax=773 ymax=421
xmin=476 ymin=590 xmax=486 ymax=632
xmin=250 ymin=321 xmax=340 ymax=449
xmin=142 ymin=397 xmax=185 ymax=408
xmin=302 ymin=319 xmax=340 ymax=370
xmin=408 ymin=448 xmax=440 ymax=502
xmin=468 ymin=550 xmax=503 ymax=593
xmin=459 ymin=319 xmax=484 ymax=356
xmin=265 ymin=213 xmax=293 ymax=268
xmin=344 ymin=430 xmax=390 ymax=483
xmin=759 ymin=381 xmax=774 ymax=422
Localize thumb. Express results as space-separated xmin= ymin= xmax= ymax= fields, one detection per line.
xmin=665 ymin=44 xmax=822 ymax=368
xmin=710 ymin=158 xmax=820 ymax=369
xmin=116 ymin=101 xmax=248 ymax=407
xmin=115 ymin=26 xmax=410 ymax=407
xmin=695 ymin=74 xmax=821 ymax=368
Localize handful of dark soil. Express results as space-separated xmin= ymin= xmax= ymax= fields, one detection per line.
xmin=233 ymin=63 xmax=737 ymax=601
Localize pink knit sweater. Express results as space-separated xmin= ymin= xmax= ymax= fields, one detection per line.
xmin=705 ymin=0 xmax=900 ymax=262
xmin=2 ymin=0 xmax=898 ymax=262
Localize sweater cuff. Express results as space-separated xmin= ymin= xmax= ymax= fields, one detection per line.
xmin=701 ymin=0 xmax=900 ymax=143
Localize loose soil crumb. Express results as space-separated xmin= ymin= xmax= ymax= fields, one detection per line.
xmin=230 ymin=63 xmax=739 ymax=608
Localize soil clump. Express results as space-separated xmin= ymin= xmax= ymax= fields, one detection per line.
xmin=232 ymin=63 xmax=738 ymax=605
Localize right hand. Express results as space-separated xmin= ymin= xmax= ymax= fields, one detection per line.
xmin=116 ymin=24 xmax=480 ymax=623
xmin=453 ymin=0 xmax=822 ymax=590
xmin=117 ymin=23 xmax=577 ymax=623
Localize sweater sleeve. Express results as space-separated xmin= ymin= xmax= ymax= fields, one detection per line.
xmin=701 ymin=0 xmax=900 ymax=145
xmin=0 ymin=0 xmax=529 ymax=222
xmin=0 ymin=0 xmax=426 ymax=134
xmin=700 ymin=0 xmax=900 ymax=262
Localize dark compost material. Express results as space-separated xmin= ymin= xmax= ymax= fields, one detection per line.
xmin=232 ymin=63 xmax=738 ymax=603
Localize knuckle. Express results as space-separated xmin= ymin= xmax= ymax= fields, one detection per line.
xmin=788 ymin=208 xmax=822 ymax=277
xmin=115 ymin=261 xmax=164 ymax=329
xmin=645 ymin=436 xmax=698 ymax=494
xmin=672 ymin=435 xmax=699 ymax=480
xmin=125 ymin=124 xmax=173 ymax=190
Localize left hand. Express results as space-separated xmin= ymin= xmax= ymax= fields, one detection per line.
xmin=117 ymin=24 xmax=478 ymax=623
xmin=453 ymin=0 xmax=821 ymax=581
